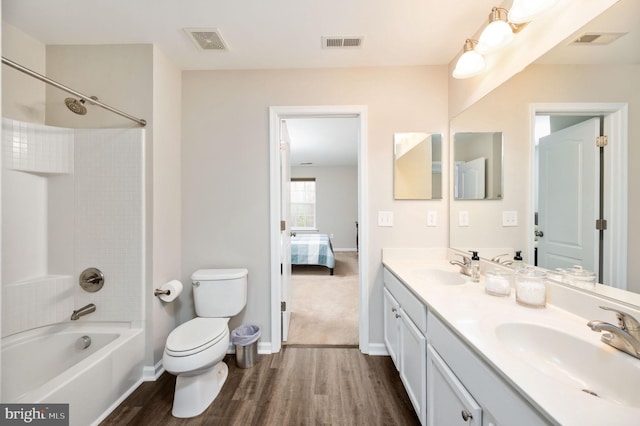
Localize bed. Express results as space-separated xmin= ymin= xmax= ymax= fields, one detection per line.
xmin=291 ymin=233 xmax=336 ymax=275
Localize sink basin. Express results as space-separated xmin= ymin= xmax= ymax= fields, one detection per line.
xmin=495 ymin=323 xmax=640 ymax=407
xmin=414 ymin=268 xmax=467 ymax=285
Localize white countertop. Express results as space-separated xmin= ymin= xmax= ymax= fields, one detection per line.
xmin=382 ymin=249 xmax=640 ymax=426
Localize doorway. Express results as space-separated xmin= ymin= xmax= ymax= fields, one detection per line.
xmin=530 ymin=103 xmax=628 ymax=289
xmin=269 ymin=106 xmax=369 ymax=353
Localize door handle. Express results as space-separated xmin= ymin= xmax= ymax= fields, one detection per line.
xmin=535 ymin=230 xmax=544 ymax=238
xmin=290 ymin=231 xmax=297 ymax=237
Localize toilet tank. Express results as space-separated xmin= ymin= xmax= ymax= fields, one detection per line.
xmin=191 ymin=268 xmax=248 ymax=317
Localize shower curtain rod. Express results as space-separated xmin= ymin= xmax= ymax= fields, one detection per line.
xmin=1 ymin=56 xmax=147 ymax=127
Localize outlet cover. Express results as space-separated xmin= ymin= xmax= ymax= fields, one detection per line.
xmin=378 ymin=211 xmax=393 ymax=227
xmin=502 ymin=211 xmax=518 ymax=227
xmin=427 ymin=211 xmax=437 ymax=227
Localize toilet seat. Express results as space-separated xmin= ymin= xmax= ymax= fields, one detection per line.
xmin=165 ymin=317 xmax=229 ymax=357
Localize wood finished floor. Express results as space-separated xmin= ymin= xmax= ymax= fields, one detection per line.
xmin=101 ymin=347 xmax=419 ymax=425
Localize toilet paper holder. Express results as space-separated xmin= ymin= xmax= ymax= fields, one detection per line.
xmin=154 ymin=288 xmax=171 ymax=296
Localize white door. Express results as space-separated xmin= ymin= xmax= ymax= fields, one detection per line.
xmin=455 ymin=157 xmax=486 ymax=199
xmin=280 ymin=120 xmax=292 ymax=341
xmin=538 ymin=118 xmax=599 ymax=273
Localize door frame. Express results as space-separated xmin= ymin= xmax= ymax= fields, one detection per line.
xmin=529 ymin=103 xmax=628 ymax=289
xmin=269 ymin=105 xmax=369 ymax=353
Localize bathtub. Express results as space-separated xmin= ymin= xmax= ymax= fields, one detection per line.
xmin=1 ymin=322 xmax=144 ymax=426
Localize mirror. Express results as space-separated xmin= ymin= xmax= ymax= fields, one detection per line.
xmin=449 ymin=0 xmax=639 ymax=295
xmin=394 ymin=133 xmax=442 ymax=200
xmin=453 ymin=132 xmax=502 ymax=200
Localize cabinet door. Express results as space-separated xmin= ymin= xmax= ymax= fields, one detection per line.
xmin=383 ymin=287 xmax=401 ymax=370
xmin=400 ymin=308 xmax=427 ymax=425
xmin=427 ymin=345 xmax=482 ymax=426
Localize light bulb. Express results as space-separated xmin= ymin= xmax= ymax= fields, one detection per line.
xmin=477 ymin=20 xmax=515 ymax=54
xmin=452 ymin=45 xmax=486 ymax=79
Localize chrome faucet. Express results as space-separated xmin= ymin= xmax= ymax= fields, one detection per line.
xmin=490 ymin=254 xmax=513 ymax=265
xmin=450 ymin=254 xmax=472 ymax=277
xmin=71 ymin=303 xmax=96 ymax=320
xmin=587 ymin=306 xmax=640 ymax=359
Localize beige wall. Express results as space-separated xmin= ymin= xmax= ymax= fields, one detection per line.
xmin=2 ymin=22 xmax=46 ymax=123
xmin=150 ymin=46 xmax=182 ymax=368
xmin=291 ymin=165 xmax=358 ymax=250
xmin=450 ymin=63 xmax=640 ymax=292
xmin=181 ymin=66 xmax=450 ymax=344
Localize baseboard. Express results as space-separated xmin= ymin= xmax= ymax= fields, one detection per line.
xmin=142 ymin=360 xmax=165 ymax=381
xmin=227 ymin=341 xmax=273 ymax=354
xmin=333 ymin=248 xmax=357 ymax=252
xmin=367 ymin=342 xmax=389 ymax=356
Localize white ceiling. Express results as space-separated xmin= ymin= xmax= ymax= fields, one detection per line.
xmin=286 ymin=118 xmax=359 ymax=167
xmin=2 ymin=0 xmax=498 ymax=70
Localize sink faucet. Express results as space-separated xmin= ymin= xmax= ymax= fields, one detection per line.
xmin=450 ymin=254 xmax=472 ymax=277
xmin=71 ymin=303 xmax=96 ymax=320
xmin=490 ymin=254 xmax=513 ymax=265
xmin=587 ymin=306 xmax=640 ymax=359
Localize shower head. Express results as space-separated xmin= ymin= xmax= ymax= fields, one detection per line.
xmin=64 ymin=96 xmax=98 ymax=116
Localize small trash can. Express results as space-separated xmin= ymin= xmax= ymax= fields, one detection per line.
xmin=231 ymin=324 xmax=261 ymax=368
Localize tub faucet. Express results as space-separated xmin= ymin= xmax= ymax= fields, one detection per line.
xmin=71 ymin=303 xmax=96 ymax=320
xmin=587 ymin=306 xmax=640 ymax=359
xmin=450 ymin=254 xmax=472 ymax=277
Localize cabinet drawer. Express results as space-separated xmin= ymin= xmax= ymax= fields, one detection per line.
xmin=384 ymin=268 xmax=427 ymax=333
xmin=427 ymin=344 xmax=481 ymax=426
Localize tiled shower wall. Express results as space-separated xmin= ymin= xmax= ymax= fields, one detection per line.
xmin=1 ymin=119 xmax=144 ymax=337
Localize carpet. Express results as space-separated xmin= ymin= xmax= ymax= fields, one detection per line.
xmin=286 ymin=251 xmax=359 ymax=345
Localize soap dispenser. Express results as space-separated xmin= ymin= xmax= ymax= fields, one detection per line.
xmin=469 ymin=251 xmax=481 ymax=282
xmin=513 ymin=251 xmax=524 ymax=273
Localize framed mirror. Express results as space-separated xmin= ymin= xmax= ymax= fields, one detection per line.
xmin=393 ymin=132 xmax=442 ymax=200
xmin=453 ymin=132 xmax=503 ymax=200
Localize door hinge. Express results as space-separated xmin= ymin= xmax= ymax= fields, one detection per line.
xmin=596 ymin=136 xmax=608 ymax=148
xmin=596 ymin=219 xmax=607 ymax=231
xmin=281 ymin=301 xmax=286 ymax=311
xmin=280 ymin=220 xmax=286 ymax=231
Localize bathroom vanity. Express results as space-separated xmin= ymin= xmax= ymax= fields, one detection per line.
xmin=382 ymin=248 xmax=640 ymax=426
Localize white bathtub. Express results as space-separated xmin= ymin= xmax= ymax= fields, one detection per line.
xmin=1 ymin=322 xmax=144 ymax=426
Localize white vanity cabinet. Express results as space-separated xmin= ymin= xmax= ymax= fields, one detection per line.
xmin=427 ymin=344 xmax=482 ymax=426
xmin=383 ymin=287 xmax=401 ymax=369
xmin=383 ymin=268 xmax=428 ymax=425
xmin=427 ymin=311 xmax=550 ymax=426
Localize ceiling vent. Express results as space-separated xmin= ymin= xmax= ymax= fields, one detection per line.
xmin=185 ymin=28 xmax=229 ymax=51
xmin=571 ymin=32 xmax=627 ymax=45
xmin=322 ymin=36 xmax=364 ymax=49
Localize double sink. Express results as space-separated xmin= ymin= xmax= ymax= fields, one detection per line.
xmin=405 ymin=263 xmax=640 ymax=410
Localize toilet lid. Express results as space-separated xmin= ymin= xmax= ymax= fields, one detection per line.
xmin=166 ymin=317 xmax=228 ymax=356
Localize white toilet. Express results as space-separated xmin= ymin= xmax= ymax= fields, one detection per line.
xmin=163 ymin=268 xmax=248 ymax=418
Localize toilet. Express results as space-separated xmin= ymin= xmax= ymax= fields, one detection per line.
xmin=163 ymin=268 xmax=248 ymax=418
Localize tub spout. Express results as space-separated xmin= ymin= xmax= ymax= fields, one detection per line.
xmin=71 ymin=303 xmax=96 ymax=320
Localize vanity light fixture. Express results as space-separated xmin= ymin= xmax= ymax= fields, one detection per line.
xmin=452 ymin=39 xmax=486 ymax=79
xmin=476 ymin=7 xmax=517 ymax=54
xmin=508 ymin=0 xmax=560 ymax=24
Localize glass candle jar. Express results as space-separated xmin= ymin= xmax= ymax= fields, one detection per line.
xmin=515 ymin=268 xmax=547 ymax=308
xmin=485 ymin=270 xmax=513 ymax=297
xmin=563 ymin=266 xmax=596 ymax=290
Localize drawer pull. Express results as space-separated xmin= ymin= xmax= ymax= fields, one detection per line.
xmin=461 ymin=410 xmax=473 ymax=422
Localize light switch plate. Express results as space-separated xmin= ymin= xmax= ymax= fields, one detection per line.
xmin=502 ymin=211 xmax=518 ymax=227
xmin=378 ymin=211 xmax=393 ymax=227
xmin=459 ymin=211 xmax=469 ymax=227
xmin=427 ymin=211 xmax=437 ymax=227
